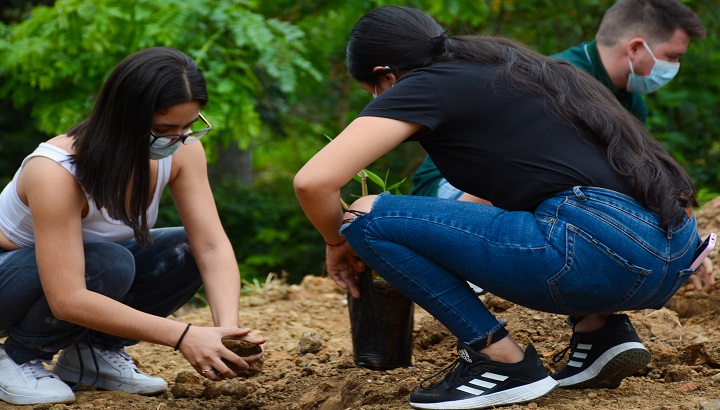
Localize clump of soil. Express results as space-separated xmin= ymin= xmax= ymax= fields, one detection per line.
xmin=221 ymin=338 xmax=264 ymax=375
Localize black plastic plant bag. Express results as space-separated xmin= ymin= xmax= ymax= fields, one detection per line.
xmin=347 ymin=269 xmax=414 ymax=370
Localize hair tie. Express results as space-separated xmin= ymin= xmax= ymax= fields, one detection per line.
xmin=433 ymin=33 xmax=448 ymax=56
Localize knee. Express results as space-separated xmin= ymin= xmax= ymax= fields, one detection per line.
xmin=344 ymin=195 xmax=378 ymax=221
xmin=149 ymin=226 xmax=189 ymax=247
xmin=83 ymin=242 xmax=135 ymax=297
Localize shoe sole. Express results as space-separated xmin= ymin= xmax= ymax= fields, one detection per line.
xmin=52 ymin=362 xmax=167 ymax=395
xmin=409 ymin=375 xmax=558 ymax=409
xmin=555 ymin=342 xmax=651 ymax=389
xmin=0 ymin=387 xmax=75 ymax=405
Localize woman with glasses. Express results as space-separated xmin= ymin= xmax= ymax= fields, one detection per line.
xmin=0 ymin=47 xmax=264 ymax=405
xmin=295 ymin=6 xmax=700 ymax=410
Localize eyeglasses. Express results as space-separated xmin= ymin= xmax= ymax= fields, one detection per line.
xmin=149 ymin=113 xmax=212 ymax=148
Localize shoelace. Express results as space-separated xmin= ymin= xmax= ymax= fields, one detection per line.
xmin=94 ymin=347 xmax=138 ymax=372
xmin=67 ymin=336 xmax=100 ymax=392
xmin=419 ymin=359 xmax=461 ymax=390
xmin=20 ymin=359 xmax=57 ymax=380
xmin=552 ymin=324 xmax=578 ymax=364
xmin=419 ymin=356 xmax=491 ymax=391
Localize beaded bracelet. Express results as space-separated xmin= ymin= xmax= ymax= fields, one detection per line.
xmin=174 ymin=323 xmax=192 ymax=351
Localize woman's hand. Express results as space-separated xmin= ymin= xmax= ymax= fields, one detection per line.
xmin=690 ymin=257 xmax=715 ymax=291
xmin=325 ymin=243 xmax=364 ymax=299
xmin=178 ymin=325 xmax=266 ymax=381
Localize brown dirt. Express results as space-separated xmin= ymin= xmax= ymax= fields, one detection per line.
xmin=5 ymin=199 xmax=720 ymax=410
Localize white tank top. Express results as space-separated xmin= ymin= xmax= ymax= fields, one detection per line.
xmin=0 ymin=143 xmax=172 ymax=248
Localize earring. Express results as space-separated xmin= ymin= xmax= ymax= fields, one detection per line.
xmin=373 ymin=84 xmax=378 ymax=99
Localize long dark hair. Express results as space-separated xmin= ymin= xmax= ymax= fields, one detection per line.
xmin=347 ymin=6 xmax=697 ymax=229
xmin=67 ymin=47 xmax=208 ymax=245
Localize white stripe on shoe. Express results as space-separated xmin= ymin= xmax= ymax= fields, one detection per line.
xmin=457 ymin=372 xmax=508 ymax=394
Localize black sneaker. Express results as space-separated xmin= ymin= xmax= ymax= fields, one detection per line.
xmin=409 ymin=343 xmax=557 ymax=409
xmin=551 ymin=314 xmax=651 ymax=389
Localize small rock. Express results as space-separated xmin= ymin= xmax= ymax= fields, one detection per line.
xmin=298 ymin=332 xmax=324 ymax=354
xmin=700 ymin=400 xmax=720 ymax=410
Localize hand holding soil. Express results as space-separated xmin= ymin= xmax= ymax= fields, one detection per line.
xmin=221 ymin=338 xmax=264 ymax=376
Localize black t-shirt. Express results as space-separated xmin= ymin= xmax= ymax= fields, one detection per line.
xmin=359 ymin=62 xmax=634 ymax=211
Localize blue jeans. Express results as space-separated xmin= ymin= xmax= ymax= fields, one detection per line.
xmin=0 ymin=227 xmax=202 ymax=363
xmin=340 ymin=187 xmax=699 ymax=349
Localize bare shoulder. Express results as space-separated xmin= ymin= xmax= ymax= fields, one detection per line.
xmin=168 ymin=140 xmax=208 ymax=182
xmin=45 ymin=134 xmax=76 ymax=155
xmin=17 ymin=153 xmax=84 ymax=210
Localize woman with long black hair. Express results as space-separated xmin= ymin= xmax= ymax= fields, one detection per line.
xmin=0 ymin=47 xmax=264 ymax=405
xmin=295 ymin=6 xmax=700 ymax=409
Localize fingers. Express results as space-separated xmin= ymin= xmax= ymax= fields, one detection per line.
xmin=198 ymin=367 xmax=225 ymax=381
xmin=690 ymin=258 xmax=716 ymax=291
xmin=328 ymin=270 xmax=361 ymax=298
xmin=242 ymin=351 xmax=265 ymax=366
xmin=702 ymin=259 xmax=715 ymax=290
xmin=183 ymin=326 xmax=267 ymax=381
xmin=238 ymin=333 xmax=267 ymax=345
xmin=690 ymin=273 xmax=703 ymax=291
xmin=352 ymin=259 xmax=366 ymax=273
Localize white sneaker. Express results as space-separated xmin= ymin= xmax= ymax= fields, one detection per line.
xmin=0 ymin=346 xmax=75 ymax=405
xmin=52 ymin=343 xmax=167 ymax=395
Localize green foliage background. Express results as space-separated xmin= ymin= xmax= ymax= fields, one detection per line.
xmin=1 ymin=0 xmax=718 ymax=284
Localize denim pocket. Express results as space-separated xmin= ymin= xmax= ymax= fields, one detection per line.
xmin=548 ymin=225 xmax=651 ymax=315
xmin=646 ymin=267 xmax=696 ymax=310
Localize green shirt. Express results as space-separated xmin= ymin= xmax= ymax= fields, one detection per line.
xmin=410 ymin=155 xmax=443 ymax=197
xmin=410 ymin=40 xmax=648 ymax=197
xmin=550 ymin=40 xmax=647 ymax=124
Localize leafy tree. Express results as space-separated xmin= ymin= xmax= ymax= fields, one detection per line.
xmin=0 ymin=0 xmax=323 ymax=283
xmin=0 ymin=0 xmax=319 ymax=159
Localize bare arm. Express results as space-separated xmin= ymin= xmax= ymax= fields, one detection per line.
xmin=294 ymin=116 xmax=423 ymax=297
xmin=169 ymin=141 xmax=241 ymax=328
xmin=22 ymin=157 xmax=192 ymax=346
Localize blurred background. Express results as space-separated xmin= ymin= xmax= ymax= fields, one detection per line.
xmin=1 ymin=0 xmax=718 ymax=286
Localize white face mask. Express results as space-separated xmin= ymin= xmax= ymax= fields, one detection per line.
xmin=626 ymin=41 xmax=680 ymax=94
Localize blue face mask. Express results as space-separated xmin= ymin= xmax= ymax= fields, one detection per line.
xmin=626 ymin=41 xmax=680 ymax=94
xmin=149 ymin=139 xmax=181 ymax=160
xmin=149 ymin=144 xmax=180 ymax=160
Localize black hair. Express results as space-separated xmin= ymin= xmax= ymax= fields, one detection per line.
xmin=67 ymin=47 xmax=208 ymax=245
xmin=347 ymin=6 xmax=696 ymax=229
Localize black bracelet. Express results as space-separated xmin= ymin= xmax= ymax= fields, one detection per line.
xmin=174 ymin=323 xmax=192 ymax=351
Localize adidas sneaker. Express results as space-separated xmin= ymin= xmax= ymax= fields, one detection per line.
xmin=551 ymin=314 xmax=651 ymax=389
xmin=409 ymin=342 xmax=557 ymax=409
